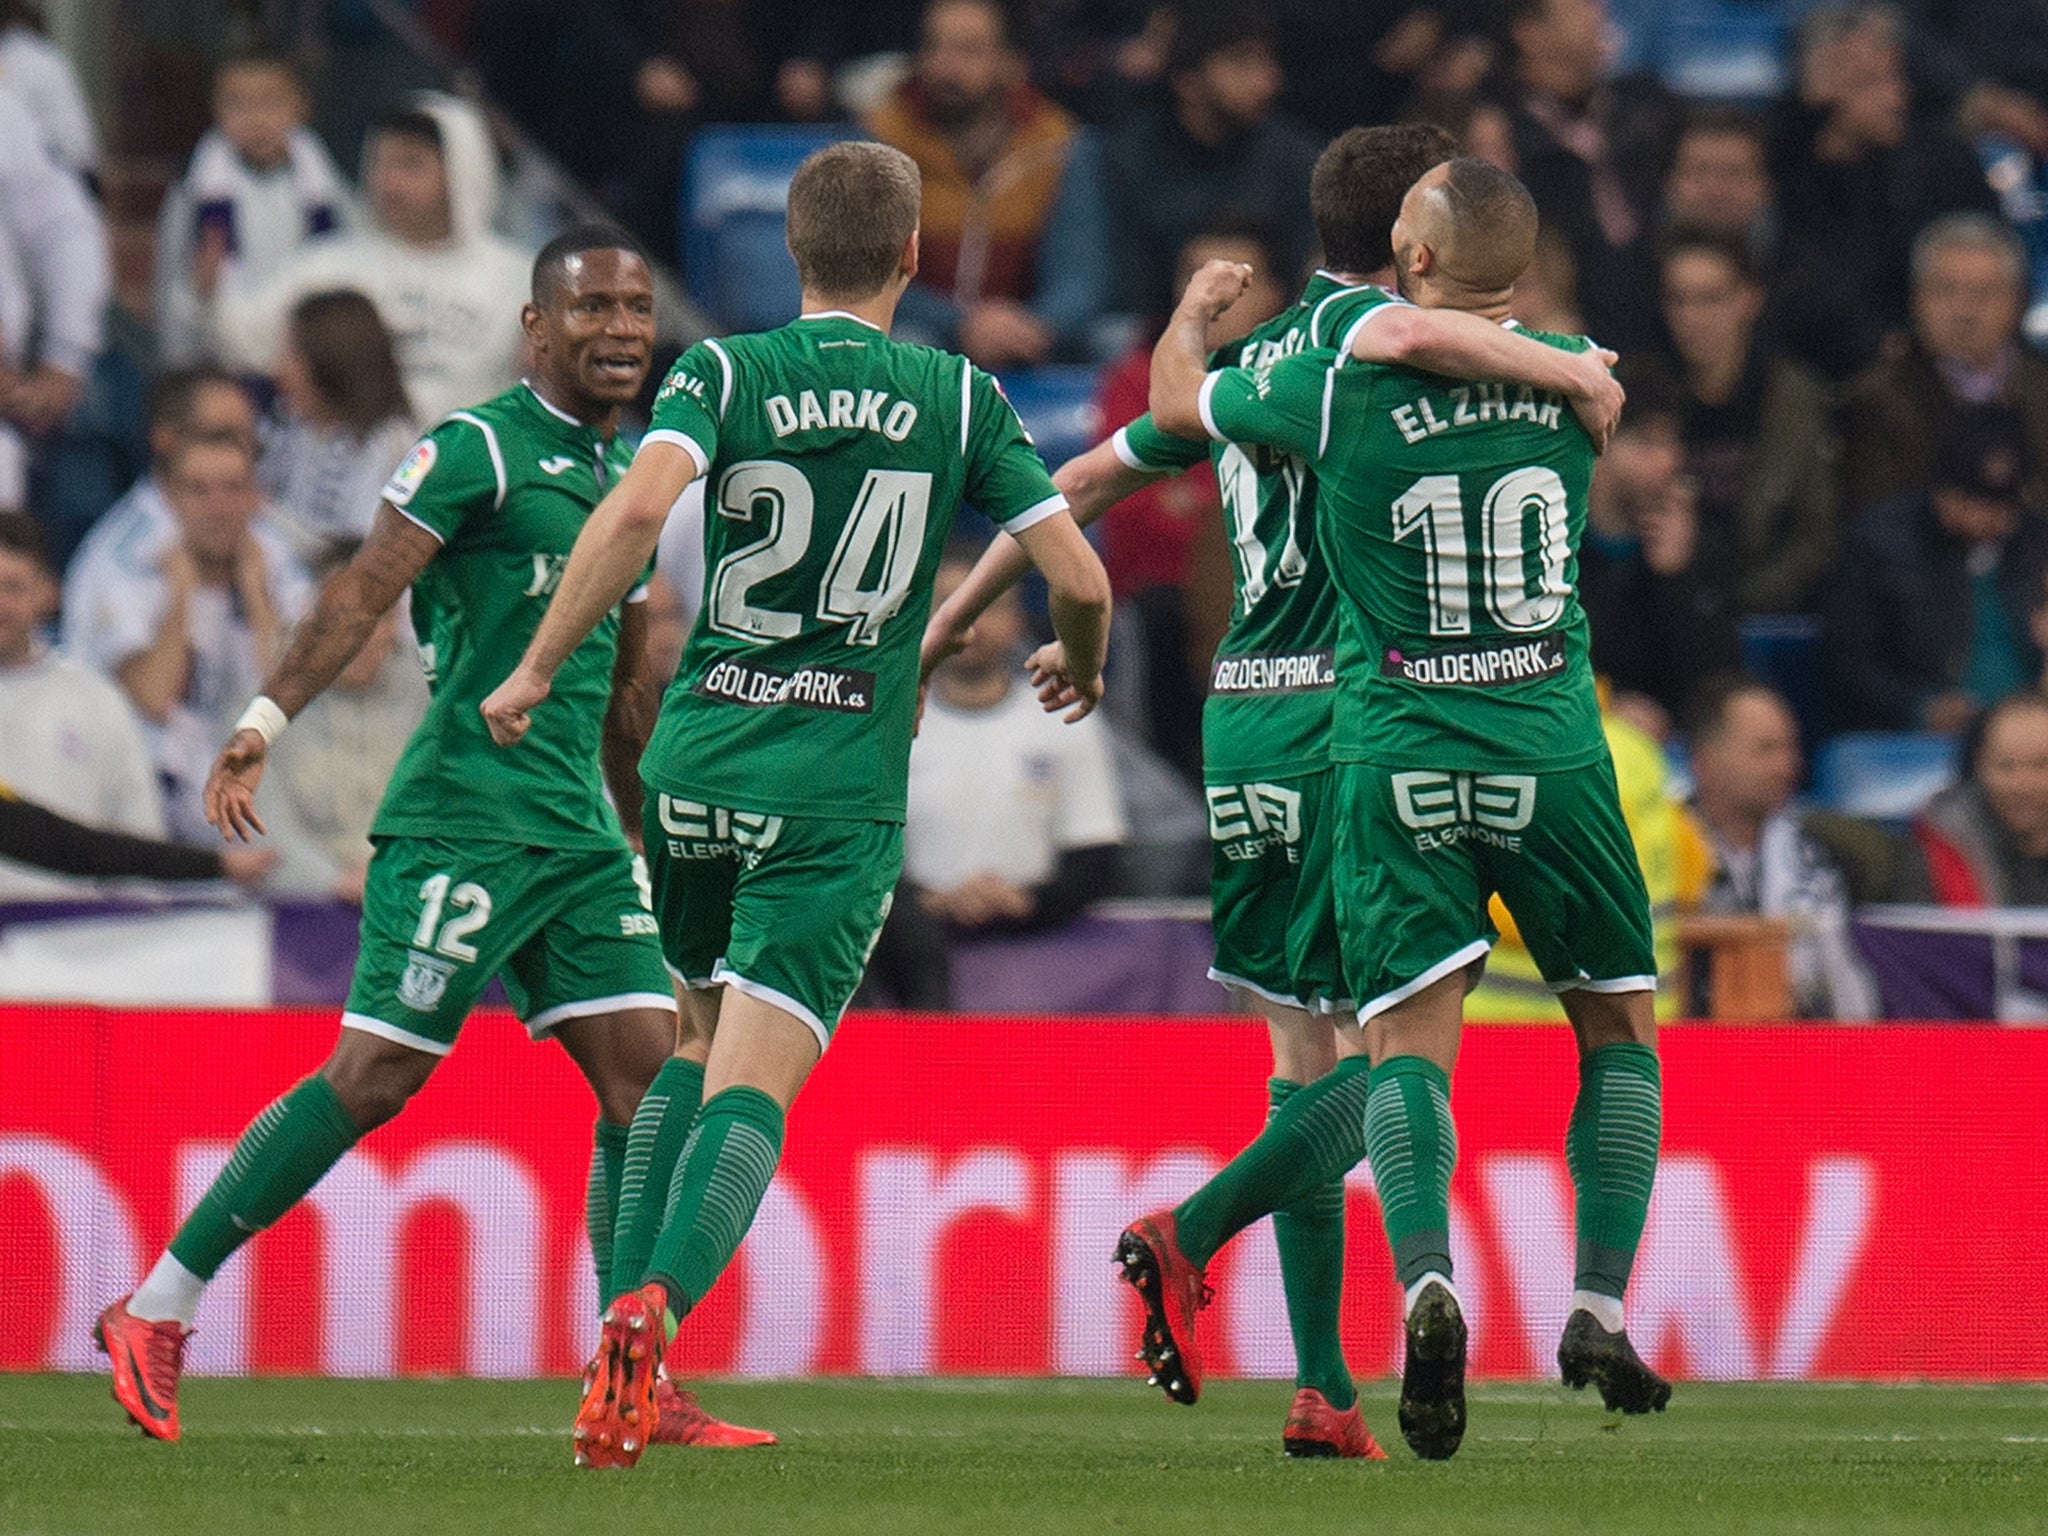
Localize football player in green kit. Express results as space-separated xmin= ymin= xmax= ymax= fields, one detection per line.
xmin=1143 ymin=159 xmax=1669 ymax=1461
xmin=925 ymin=126 xmax=1625 ymax=1458
xmin=481 ymin=142 xmax=1113 ymax=1469
xmin=95 ymin=227 xmax=767 ymax=1450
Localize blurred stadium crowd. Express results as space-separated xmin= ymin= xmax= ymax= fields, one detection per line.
xmin=8 ymin=0 xmax=2048 ymax=1018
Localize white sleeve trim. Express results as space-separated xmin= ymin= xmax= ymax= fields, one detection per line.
xmin=1318 ymin=365 xmax=1338 ymax=458
xmin=390 ymin=504 xmax=448 ymax=544
xmin=960 ymin=356 xmax=974 ymax=453
xmin=446 ymin=411 xmax=507 ymax=510
xmin=625 ymin=583 xmax=650 ymax=603
xmin=1196 ymin=372 xmax=1227 ymax=441
xmin=1000 ymin=491 xmax=1069 ymax=533
xmin=1337 ymin=300 xmax=1406 ymax=367
xmin=640 ymin=428 xmax=710 ymax=478
xmin=704 ymin=338 xmax=735 ymax=419
xmin=1110 ymin=426 xmax=1148 ymax=470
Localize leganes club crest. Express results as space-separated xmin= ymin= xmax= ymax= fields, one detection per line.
xmin=397 ymin=949 xmax=457 ymax=1011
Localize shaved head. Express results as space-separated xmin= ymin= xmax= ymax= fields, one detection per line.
xmin=1395 ymin=157 xmax=1540 ymax=300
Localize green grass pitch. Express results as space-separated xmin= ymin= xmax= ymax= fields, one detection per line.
xmin=2 ymin=1375 xmax=2044 ymax=1535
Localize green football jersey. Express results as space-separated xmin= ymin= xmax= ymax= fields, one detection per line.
xmin=640 ymin=311 xmax=1066 ymax=822
xmin=1116 ymin=274 xmax=1396 ymax=783
xmin=1203 ymin=319 xmax=1605 ymax=773
xmin=373 ymin=382 xmax=642 ymax=850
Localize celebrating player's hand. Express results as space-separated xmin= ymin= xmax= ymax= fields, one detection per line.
xmin=1564 ymin=347 xmax=1625 ymax=452
xmin=1177 ymin=259 xmax=1255 ymax=323
xmin=204 ymin=728 xmax=270 ymax=842
xmin=1026 ymin=641 xmax=1104 ymax=723
xmin=481 ymin=665 xmax=551 ymax=746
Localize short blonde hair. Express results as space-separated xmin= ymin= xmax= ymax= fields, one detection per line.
xmin=786 ymin=141 xmax=922 ymax=300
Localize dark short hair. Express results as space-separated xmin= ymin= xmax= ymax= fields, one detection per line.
xmin=1181 ymin=206 xmax=1288 ymax=285
xmin=214 ymin=45 xmax=304 ymax=92
xmin=369 ymin=108 xmax=443 ymax=155
xmin=1166 ymin=1 xmax=1275 ymax=75
xmin=531 ymin=223 xmax=651 ymax=306
xmin=1611 ymin=355 xmax=1685 ymax=429
xmin=1680 ymin=104 xmax=1769 ymax=153
xmin=0 ymin=510 xmax=51 ymax=571
xmin=146 ymin=366 xmax=243 ymax=438
xmin=786 ymin=141 xmax=922 ymax=300
xmin=1311 ymin=124 xmax=1458 ymax=276
xmin=1685 ymin=672 xmax=1785 ymax=743
xmin=1658 ymin=225 xmax=1762 ymax=288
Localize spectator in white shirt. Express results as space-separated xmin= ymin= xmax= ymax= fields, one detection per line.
xmin=0 ymin=2 xmax=96 ymax=180
xmin=266 ymin=539 xmax=428 ymax=902
xmin=906 ymin=553 xmax=1124 ymax=932
xmin=0 ymin=510 xmax=164 ymax=898
xmin=63 ymin=366 xmax=259 ymax=657
xmin=153 ymin=48 xmax=352 ymax=369
xmin=258 ymin=287 xmax=416 ymax=559
xmin=207 ymin=94 xmax=529 ymax=425
xmin=69 ymin=429 xmax=312 ymax=844
xmin=0 ymin=80 xmax=108 ymax=501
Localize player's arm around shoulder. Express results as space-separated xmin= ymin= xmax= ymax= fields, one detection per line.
xmin=1349 ymin=306 xmax=1625 ymax=450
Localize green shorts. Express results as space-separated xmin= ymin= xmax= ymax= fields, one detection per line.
xmin=343 ymin=836 xmax=676 ymax=1055
xmin=1332 ymin=756 xmax=1656 ymax=1021
xmin=645 ymin=791 xmax=900 ymax=1051
xmin=1205 ymin=772 xmax=1349 ymax=1013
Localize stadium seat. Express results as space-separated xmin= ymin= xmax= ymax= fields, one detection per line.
xmin=1738 ymin=614 xmax=1826 ymax=750
xmin=989 ymin=366 xmax=1103 ymax=472
xmin=681 ymin=125 xmax=850 ymax=333
xmin=1812 ymin=733 xmax=1959 ymax=822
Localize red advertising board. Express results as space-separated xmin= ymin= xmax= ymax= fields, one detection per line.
xmin=2 ymin=1006 xmax=2044 ymax=1381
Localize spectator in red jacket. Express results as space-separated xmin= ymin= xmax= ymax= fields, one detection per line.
xmin=1916 ymin=689 xmax=2048 ymax=905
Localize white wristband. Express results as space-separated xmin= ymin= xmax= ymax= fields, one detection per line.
xmin=234 ymin=695 xmax=289 ymax=747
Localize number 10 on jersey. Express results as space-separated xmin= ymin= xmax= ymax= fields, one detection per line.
xmin=1392 ymin=466 xmax=1571 ymax=637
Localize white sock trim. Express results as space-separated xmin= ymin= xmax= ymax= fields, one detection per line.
xmin=1404 ymin=1270 xmax=1458 ymax=1317
xmin=1571 ymin=1288 xmax=1626 ymax=1333
xmin=129 ymin=1252 xmax=205 ymax=1329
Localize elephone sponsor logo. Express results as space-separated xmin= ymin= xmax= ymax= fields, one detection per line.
xmin=524 ymin=552 xmax=568 ymax=598
xmin=382 ymin=440 xmax=436 ymax=507
xmin=396 ymin=950 xmax=457 ymax=1011
xmin=1382 ymin=635 xmax=1565 ymax=689
xmin=695 ymin=658 xmax=875 ymax=713
xmin=1207 ymin=782 xmax=1304 ymax=863
xmin=1392 ymin=771 xmax=1536 ymax=853
xmin=659 ymin=795 xmax=785 ymax=868
xmin=1210 ymin=650 xmax=1335 ymax=695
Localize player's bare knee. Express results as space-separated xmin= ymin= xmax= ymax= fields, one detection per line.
xmin=1262 ymin=1001 xmax=1335 ymax=1083
xmin=322 ymin=1031 xmax=439 ymax=1132
xmin=1564 ymin=987 xmax=1658 ymax=1055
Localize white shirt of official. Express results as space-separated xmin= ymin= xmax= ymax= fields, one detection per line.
xmin=0 ymin=644 xmax=165 ymax=899
xmin=906 ymin=678 xmax=1126 ymax=892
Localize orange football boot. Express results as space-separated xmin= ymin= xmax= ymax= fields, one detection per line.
xmin=1114 ymin=1211 xmax=1212 ymax=1404
xmin=92 ymin=1294 xmax=190 ymax=1442
xmin=651 ymin=1379 xmax=778 ymax=1447
xmin=1282 ymin=1387 xmax=1387 ymax=1459
xmin=572 ymin=1284 xmax=667 ymax=1469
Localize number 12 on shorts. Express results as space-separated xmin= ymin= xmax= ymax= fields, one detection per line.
xmin=413 ymin=872 xmax=492 ymax=962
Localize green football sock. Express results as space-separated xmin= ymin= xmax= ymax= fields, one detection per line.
xmin=1267 ymin=1077 xmax=1356 ymax=1411
xmin=587 ymin=1119 xmax=629 ymax=1312
xmin=167 ymin=1074 xmax=361 ymax=1280
xmin=1172 ymin=1055 xmax=1372 ymax=1268
xmin=609 ymin=1055 xmax=706 ymax=1298
xmin=645 ymin=1085 xmax=785 ymax=1317
xmin=1362 ymin=1055 xmax=1456 ymax=1289
xmin=1567 ymin=1041 xmax=1662 ymax=1300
